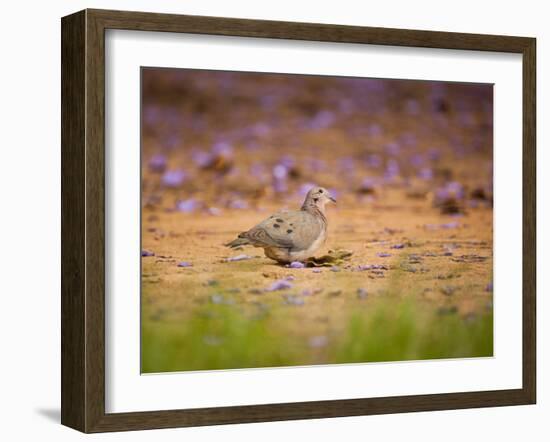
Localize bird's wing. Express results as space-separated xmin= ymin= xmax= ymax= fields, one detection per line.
xmin=245 ymin=210 xmax=322 ymax=250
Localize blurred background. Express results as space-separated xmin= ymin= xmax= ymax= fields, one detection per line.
xmin=141 ymin=68 xmax=493 ymax=214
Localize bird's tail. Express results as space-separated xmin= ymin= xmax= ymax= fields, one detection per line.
xmin=225 ymin=233 xmax=251 ymax=248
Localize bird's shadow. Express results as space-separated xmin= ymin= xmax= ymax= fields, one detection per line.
xmin=35 ymin=408 xmax=60 ymax=423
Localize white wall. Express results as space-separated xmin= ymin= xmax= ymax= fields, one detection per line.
xmin=0 ymin=0 xmax=546 ymax=440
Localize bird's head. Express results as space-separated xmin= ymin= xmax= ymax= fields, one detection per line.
xmin=303 ymin=186 xmax=336 ymax=210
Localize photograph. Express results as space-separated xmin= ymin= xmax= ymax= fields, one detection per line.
xmin=140 ymin=67 xmax=494 ymax=373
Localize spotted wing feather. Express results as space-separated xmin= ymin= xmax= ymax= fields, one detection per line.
xmin=244 ymin=210 xmax=322 ymax=250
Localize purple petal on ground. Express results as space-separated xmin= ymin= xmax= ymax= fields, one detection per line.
xmin=229 ymin=199 xmax=249 ymax=209
xmin=339 ymin=156 xmax=355 ymax=172
xmin=308 ymin=110 xmax=335 ymax=129
xmin=177 ymin=261 xmax=192 ymax=267
xmin=418 ymin=167 xmax=433 ymax=180
xmin=390 ymin=244 xmax=405 ymax=249
xmin=191 ymin=150 xmax=213 ymax=168
xmin=486 ymin=282 xmax=493 ymax=292
xmin=272 ymin=164 xmax=289 ymax=180
xmin=384 ymin=142 xmax=401 ymax=156
xmin=161 ymin=169 xmax=186 ymax=188
xmin=272 ymin=178 xmax=288 ymax=193
xmin=377 ymin=252 xmax=392 ymax=258
xmin=306 ymin=158 xmax=328 ymax=172
xmin=148 ymin=154 xmax=167 ymax=173
xmin=312 ymin=268 xmax=322 ymax=273
xmin=301 ymin=289 xmax=312 ymax=296
xmin=357 ymin=265 xmax=372 ymax=271
xmin=366 ymin=154 xmax=382 ymax=168
xmin=176 ymin=198 xmax=200 ymax=213
xmin=410 ymin=154 xmax=425 ymax=167
xmin=285 ymin=275 xmax=295 ymax=281
xmin=212 ymin=141 xmax=233 ymax=157
xmin=367 ymin=123 xmax=383 ymax=137
xmin=279 ymin=155 xmax=295 ymax=168
xmin=384 ymin=159 xmax=400 ymax=180
xmin=225 ymin=254 xmax=253 ymax=262
xmin=141 ymin=250 xmax=155 ymax=257
xmin=253 ymin=122 xmax=271 ymax=137
xmin=266 ymin=279 xmax=293 ymax=292
xmin=289 ymin=261 xmax=305 ymax=269
xmin=441 ymin=221 xmax=460 ymax=229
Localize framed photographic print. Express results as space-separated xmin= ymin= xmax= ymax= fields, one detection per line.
xmin=61 ymin=9 xmax=536 ymax=433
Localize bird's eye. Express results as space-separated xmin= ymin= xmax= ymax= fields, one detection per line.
xmin=319 ymin=189 xmax=324 ymax=193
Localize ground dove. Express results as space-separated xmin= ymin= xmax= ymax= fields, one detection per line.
xmin=226 ymin=187 xmax=336 ymax=263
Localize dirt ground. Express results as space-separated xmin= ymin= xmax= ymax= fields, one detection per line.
xmin=141 ymin=191 xmax=493 ymax=370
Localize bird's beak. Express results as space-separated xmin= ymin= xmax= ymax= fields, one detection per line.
xmin=329 ymin=196 xmax=337 ymax=203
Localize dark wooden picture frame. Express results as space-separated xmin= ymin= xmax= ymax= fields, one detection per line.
xmin=61 ymin=8 xmax=536 ymax=433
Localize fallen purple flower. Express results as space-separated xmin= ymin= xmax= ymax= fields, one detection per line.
xmin=229 ymin=200 xmax=249 ymax=209
xmin=212 ymin=141 xmax=233 ymax=157
xmin=384 ymin=142 xmax=401 ymax=156
xmin=289 ymin=261 xmax=305 ymax=269
xmin=486 ymin=282 xmax=493 ymax=292
xmin=141 ymin=250 xmax=155 ymax=257
xmin=272 ymin=178 xmax=288 ymax=193
xmin=272 ymin=164 xmax=289 ymax=180
xmin=312 ymin=268 xmax=322 ymax=273
xmin=177 ymin=261 xmax=192 ymax=268
xmin=191 ymin=150 xmax=214 ymax=168
xmin=308 ymin=110 xmax=335 ymax=129
xmin=279 ymin=155 xmax=295 ymax=168
xmin=266 ymin=279 xmax=293 ymax=292
xmin=176 ymin=198 xmax=200 ymax=213
xmin=390 ymin=244 xmax=405 ymax=249
xmin=366 ymin=154 xmax=382 ymax=168
xmin=418 ymin=167 xmax=433 ymax=180
xmin=161 ymin=169 xmax=186 ymax=188
xmin=377 ymin=252 xmax=392 ymax=258
xmin=357 ymin=264 xmax=388 ymax=271
xmin=148 ymin=154 xmax=167 ymax=173
xmin=441 ymin=222 xmax=460 ymax=229
xmin=367 ymin=123 xmax=383 ymax=137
